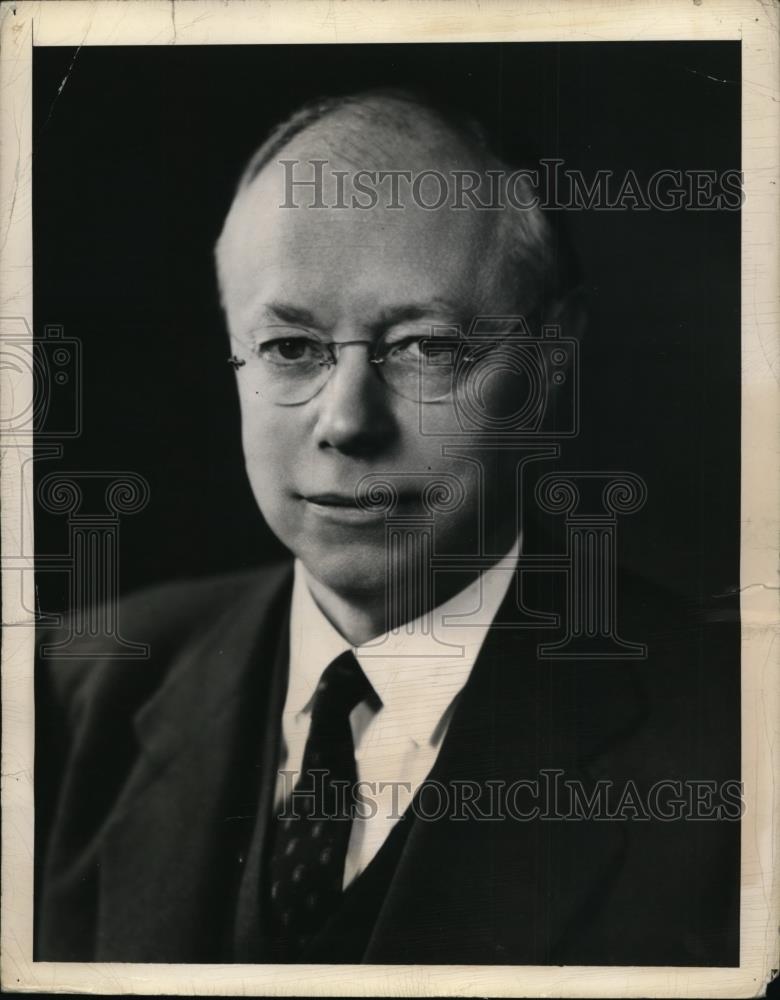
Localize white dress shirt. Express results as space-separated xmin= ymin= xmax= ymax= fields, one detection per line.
xmin=276 ymin=540 xmax=519 ymax=888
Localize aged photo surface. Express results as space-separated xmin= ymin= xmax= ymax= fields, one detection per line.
xmin=0 ymin=2 xmax=775 ymax=993
xmin=27 ymin=39 xmax=748 ymax=970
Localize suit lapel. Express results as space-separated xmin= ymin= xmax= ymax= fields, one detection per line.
xmin=96 ymin=566 xmax=292 ymax=962
xmin=358 ymin=577 xmax=646 ymax=964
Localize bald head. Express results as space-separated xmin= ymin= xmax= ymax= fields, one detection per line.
xmin=232 ymin=90 xmax=493 ymax=194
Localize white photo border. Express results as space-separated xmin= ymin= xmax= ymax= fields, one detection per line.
xmin=1 ymin=1 xmax=778 ymax=996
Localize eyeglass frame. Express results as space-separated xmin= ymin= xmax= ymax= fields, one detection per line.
xmin=226 ymin=330 xmax=528 ymax=406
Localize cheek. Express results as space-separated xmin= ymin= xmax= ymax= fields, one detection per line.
xmin=237 ymin=395 xmax=301 ymax=496
xmin=398 ymin=395 xmax=464 ymax=444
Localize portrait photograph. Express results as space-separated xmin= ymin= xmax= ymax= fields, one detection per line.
xmin=1 ymin=1 xmax=778 ymax=997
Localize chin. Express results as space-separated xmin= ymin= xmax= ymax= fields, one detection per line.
xmin=299 ymin=543 xmax=389 ymax=599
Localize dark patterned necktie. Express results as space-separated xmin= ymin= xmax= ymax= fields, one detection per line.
xmin=266 ymin=649 xmax=375 ymax=960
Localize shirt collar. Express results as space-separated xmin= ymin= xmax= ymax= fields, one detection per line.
xmin=288 ymin=539 xmax=520 ymax=745
xmin=287 ymin=562 xmax=353 ymax=717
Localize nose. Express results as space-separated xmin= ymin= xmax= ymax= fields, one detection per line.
xmin=312 ymin=343 xmax=397 ymax=456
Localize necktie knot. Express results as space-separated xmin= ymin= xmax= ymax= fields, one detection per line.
xmin=310 ymin=649 xmax=375 ymax=728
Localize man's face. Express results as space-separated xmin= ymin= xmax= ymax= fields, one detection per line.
xmin=219 ymin=133 xmax=527 ymax=601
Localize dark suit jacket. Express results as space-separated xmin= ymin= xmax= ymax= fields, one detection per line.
xmin=34 ymin=561 xmax=740 ymax=965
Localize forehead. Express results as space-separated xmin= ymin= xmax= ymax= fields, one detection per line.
xmin=217 ymin=119 xmax=518 ymax=329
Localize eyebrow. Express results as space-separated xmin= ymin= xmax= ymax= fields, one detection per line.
xmin=259 ymin=298 xmax=464 ymax=333
xmin=261 ymin=302 xmax=323 ymax=328
xmin=372 ymin=300 xmax=463 ymax=330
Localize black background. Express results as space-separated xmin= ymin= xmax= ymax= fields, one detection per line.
xmin=33 ymin=42 xmax=741 ymax=615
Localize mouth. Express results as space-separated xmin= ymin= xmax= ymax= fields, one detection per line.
xmin=297 ymin=490 xmax=419 ymax=523
xmin=303 ymin=492 xmax=365 ymax=508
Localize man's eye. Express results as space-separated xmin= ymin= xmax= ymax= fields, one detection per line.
xmin=424 ymin=346 xmax=456 ymax=366
xmin=384 ymin=337 xmax=426 ymax=362
xmin=385 ymin=337 xmax=458 ymax=370
xmin=256 ymin=338 xmax=325 ymax=365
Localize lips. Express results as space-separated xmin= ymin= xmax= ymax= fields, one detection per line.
xmin=297 ymin=489 xmax=420 ymax=524
xmin=300 ymin=490 xmax=419 ymax=507
xmin=303 ymin=492 xmax=363 ymax=508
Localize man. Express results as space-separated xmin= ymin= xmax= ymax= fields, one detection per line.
xmin=35 ymin=90 xmax=740 ymax=965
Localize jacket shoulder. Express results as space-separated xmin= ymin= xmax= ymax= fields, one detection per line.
xmin=106 ymin=561 xmax=293 ymax=642
xmin=36 ymin=561 xmax=294 ymax=721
